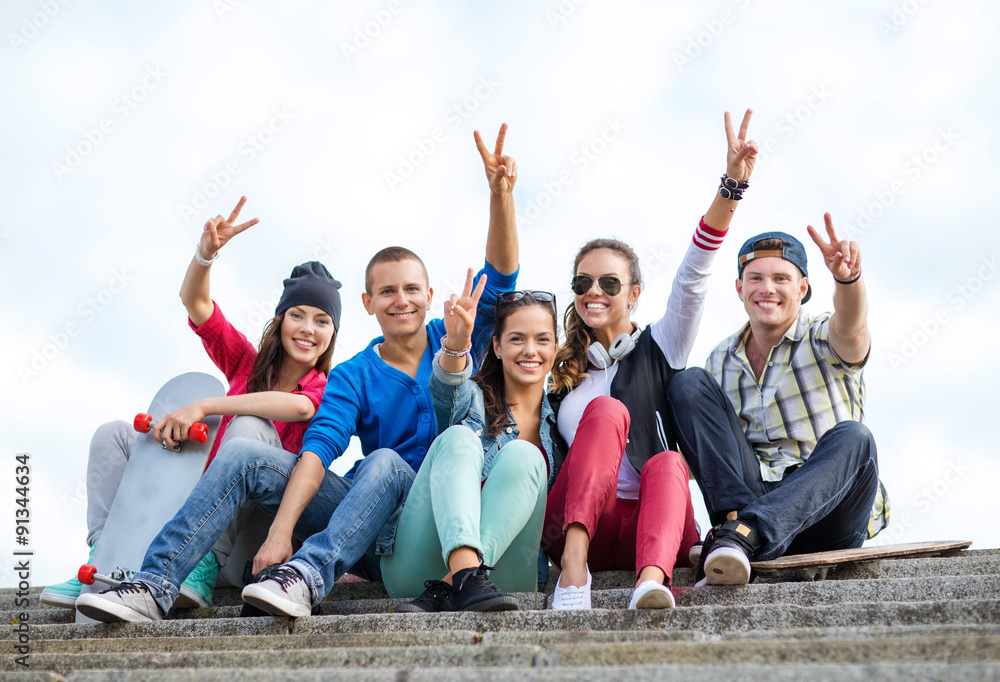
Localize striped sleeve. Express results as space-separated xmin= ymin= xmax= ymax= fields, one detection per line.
xmin=693 ymin=217 xmax=727 ymax=251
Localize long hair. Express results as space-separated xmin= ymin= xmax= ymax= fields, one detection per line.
xmin=246 ymin=311 xmax=336 ymax=394
xmin=472 ymin=296 xmax=558 ymax=436
xmin=549 ymin=238 xmax=642 ymax=394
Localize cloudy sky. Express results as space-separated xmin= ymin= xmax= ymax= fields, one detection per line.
xmin=2 ymin=0 xmax=997 ymax=587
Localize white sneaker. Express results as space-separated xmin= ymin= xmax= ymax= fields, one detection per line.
xmin=75 ymin=582 xmax=164 ymax=623
xmin=628 ymin=580 xmax=675 ymax=609
xmin=241 ymin=564 xmax=312 ymax=618
xmin=551 ymin=570 xmax=591 ymax=610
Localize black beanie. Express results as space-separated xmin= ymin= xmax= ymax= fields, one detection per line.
xmin=275 ymin=262 xmax=343 ymax=331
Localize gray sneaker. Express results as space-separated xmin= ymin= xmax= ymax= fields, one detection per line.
xmin=75 ymin=582 xmax=164 ymax=623
xmin=240 ymin=564 xmax=312 ymax=618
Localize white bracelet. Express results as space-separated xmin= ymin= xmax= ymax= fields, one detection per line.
xmin=194 ymin=242 xmax=219 ymax=267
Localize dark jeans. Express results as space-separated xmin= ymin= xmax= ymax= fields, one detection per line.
xmin=667 ymin=367 xmax=878 ymax=561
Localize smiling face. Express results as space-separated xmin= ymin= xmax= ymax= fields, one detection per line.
xmin=573 ymin=248 xmax=639 ymax=336
xmin=279 ymin=305 xmax=335 ymax=369
xmin=492 ymin=304 xmax=557 ymax=390
xmin=362 ymin=258 xmax=433 ymax=339
xmin=736 ymin=257 xmax=809 ymax=334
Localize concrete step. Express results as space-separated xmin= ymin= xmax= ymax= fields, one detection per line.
xmin=7 ymin=596 xmax=1000 ymax=644
xmin=38 ymin=662 xmax=1000 ymax=682
xmin=10 ymin=633 xmax=1000 ymax=675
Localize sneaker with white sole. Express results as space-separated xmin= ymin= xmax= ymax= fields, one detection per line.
xmin=628 ymin=580 xmax=675 ymax=609
xmin=695 ymin=519 xmax=762 ymax=587
xmin=175 ymin=551 xmax=220 ymax=609
xmin=688 ymin=540 xmax=704 ymax=568
xmin=40 ymin=545 xmax=96 ymax=609
xmin=551 ymin=569 xmax=591 ymax=610
xmin=75 ymin=582 xmax=164 ymax=623
xmin=240 ymin=564 xmax=312 ymax=618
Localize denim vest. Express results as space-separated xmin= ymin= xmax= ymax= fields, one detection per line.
xmin=430 ymin=352 xmax=561 ymax=488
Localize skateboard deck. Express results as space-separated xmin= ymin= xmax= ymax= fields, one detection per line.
xmin=751 ymin=540 xmax=972 ymax=581
xmin=76 ymin=372 xmax=224 ymax=623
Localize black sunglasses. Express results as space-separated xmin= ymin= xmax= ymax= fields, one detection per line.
xmin=571 ymin=275 xmax=623 ymax=296
xmin=496 ymin=290 xmax=557 ymax=311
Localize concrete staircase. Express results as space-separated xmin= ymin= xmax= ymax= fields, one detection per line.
xmin=4 ymin=548 xmax=1000 ymax=680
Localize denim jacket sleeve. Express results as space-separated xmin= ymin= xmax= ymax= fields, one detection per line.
xmin=430 ymin=350 xmax=475 ymax=436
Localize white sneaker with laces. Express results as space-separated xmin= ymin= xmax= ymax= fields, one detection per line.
xmin=551 ymin=569 xmax=592 ymax=610
xmin=628 ymin=580 xmax=675 ymax=609
xmin=241 ymin=564 xmax=312 ymax=618
xmin=75 ymin=582 xmax=164 ymax=623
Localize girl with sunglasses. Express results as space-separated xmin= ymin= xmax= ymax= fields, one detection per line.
xmin=381 ymin=271 xmax=561 ymax=612
xmin=543 ymin=110 xmax=758 ymax=610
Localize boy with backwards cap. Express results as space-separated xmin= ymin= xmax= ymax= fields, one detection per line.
xmin=668 ymin=214 xmax=889 ymax=586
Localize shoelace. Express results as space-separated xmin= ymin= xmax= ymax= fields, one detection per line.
xmin=555 ymin=583 xmax=588 ymax=607
xmin=421 ymin=579 xmax=451 ymax=597
xmin=105 ymin=581 xmax=148 ymax=597
xmin=254 ymin=564 xmax=303 ymax=588
xmin=454 ymin=564 xmax=497 ymax=593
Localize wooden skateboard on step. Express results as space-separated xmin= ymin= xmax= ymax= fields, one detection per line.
xmin=751 ymin=540 xmax=972 ymax=581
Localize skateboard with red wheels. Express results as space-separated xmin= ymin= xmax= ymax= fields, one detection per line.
xmin=76 ymin=372 xmax=224 ymax=624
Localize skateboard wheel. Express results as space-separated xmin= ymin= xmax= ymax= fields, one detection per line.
xmin=190 ymin=422 xmax=209 ymax=444
xmin=78 ymin=564 xmax=97 ymax=585
xmin=134 ymin=413 xmax=153 ymax=433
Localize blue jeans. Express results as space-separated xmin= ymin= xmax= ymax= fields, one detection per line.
xmin=133 ymin=438 xmax=414 ymax=614
xmin=667 ymin=368 xmax=878 ymax=561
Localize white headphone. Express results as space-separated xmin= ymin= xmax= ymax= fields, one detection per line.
xmin=587 ymin=327 xmax=642 ymax=369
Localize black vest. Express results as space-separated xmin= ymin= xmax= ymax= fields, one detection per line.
xmin=550 ymin=326 xmax=680 ymax=474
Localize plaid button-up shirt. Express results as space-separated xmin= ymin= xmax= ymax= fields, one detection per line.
xmin=707 ymin=309 xmax=888 ymax=538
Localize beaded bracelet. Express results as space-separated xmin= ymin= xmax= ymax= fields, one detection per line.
xmin=439 ymin=335 xmax=472 ymax=358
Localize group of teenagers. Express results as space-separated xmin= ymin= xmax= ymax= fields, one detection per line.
xmin=43 ymin=109 xmax=889 ymax=622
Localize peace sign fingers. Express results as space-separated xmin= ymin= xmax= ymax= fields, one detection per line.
xmin=474 ymin=123 xmax=516 ymax=193
xmin=807 ymin=213 xmax=861 ymax=280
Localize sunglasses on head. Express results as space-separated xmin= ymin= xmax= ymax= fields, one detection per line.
xmin=571 ymin=275 xmax=623 ymax=296
xmin=496 ymin=290 xmax=557 ymax=310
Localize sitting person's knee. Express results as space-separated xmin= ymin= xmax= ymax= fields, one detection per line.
xmin=667 ymin=367 xmax=713 ymax=403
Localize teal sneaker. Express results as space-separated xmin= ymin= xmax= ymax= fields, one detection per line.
xmin=175 ymin=551 xmax=220 ymax=609
xmin=40 ymin=545 xmax=96 ymax=609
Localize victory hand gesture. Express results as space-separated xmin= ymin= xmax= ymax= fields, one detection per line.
xmin=474 ymin=123 xmax=517 ymax=194
xmin=199 ymin=196 xmax=259 ymax=261
xmin=443 ymin=268 xmax=487 ymax=352
xmin=807 ymin=213 xmax=862 ymax=283
xmin=725 ymin=109 xmax=758 ymax=182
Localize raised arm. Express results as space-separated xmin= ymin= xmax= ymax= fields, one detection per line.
xmin=703 ymin=109 xmax=757 ymax=231
xmin=180 ymin=196 xmax=259 ymax=326
xmin=807 ymin=213 xmax=870 ymax=364
xmin=475 ymin=124 xmax=518 ymax=275
xmin=651 ymin=109 xmax=758 ymax=368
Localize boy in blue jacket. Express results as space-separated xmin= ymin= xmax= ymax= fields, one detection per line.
xmin=76 ymin=126 xmax=521 ymax=621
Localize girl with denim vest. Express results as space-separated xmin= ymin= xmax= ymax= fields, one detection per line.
xmin=381 ymin=270 xmax=562 ymax=612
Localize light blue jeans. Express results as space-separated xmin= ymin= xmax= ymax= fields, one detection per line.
xmin=133 ymin=437 xmax=415 ymax=614
xmin=381 ymin=425 xmax=547 ymax=598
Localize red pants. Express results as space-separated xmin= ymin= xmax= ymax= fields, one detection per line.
xmin=542 ymin=396 xmax=699 ymax=584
